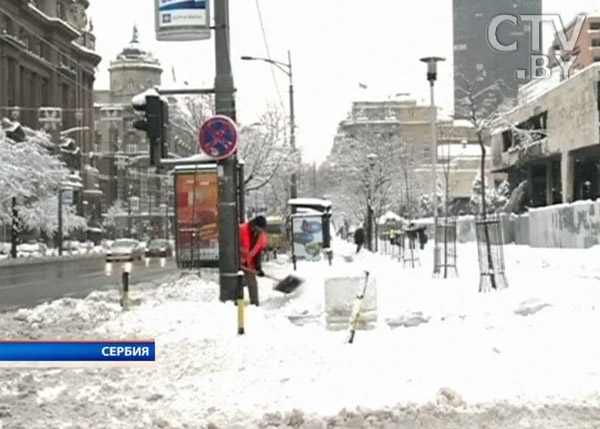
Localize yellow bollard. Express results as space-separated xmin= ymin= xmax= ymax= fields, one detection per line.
xmin=237 ymin=298 xmax=245 ymax=335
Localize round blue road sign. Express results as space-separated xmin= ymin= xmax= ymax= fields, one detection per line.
xmin=198 ymin=115 xmax=239 ymax=159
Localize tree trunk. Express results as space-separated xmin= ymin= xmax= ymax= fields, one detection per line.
xmin=11 ymin=197 xmax=18 ymax=259
xmin=479 ymin=133 xmax=496 ymax=290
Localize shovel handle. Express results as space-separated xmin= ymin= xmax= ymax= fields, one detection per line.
xmin=241 ymin=266 xmax=280 ymax=282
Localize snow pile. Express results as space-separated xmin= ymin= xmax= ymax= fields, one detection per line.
xmin=1 ymin=241 xmax=600 ymax=427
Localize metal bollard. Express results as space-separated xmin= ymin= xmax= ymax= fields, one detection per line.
xmin=237 ymin=277 xmax=245 ymax=335
xmin=121 ymin=262 xmax=132 ymax=309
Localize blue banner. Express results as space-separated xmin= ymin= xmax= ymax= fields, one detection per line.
xmin=0 ymin=341 xmax=155 ymax=361
xmin=160 ymin=1 xmax=206 ymax=12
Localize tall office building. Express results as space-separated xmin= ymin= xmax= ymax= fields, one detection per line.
xmin=453 ymin=0 xmax=542 ymax=117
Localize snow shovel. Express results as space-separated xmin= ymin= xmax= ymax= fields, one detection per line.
xmin=347 ymin=270 xmax=370 ymax=344
xmin=241 ymin=267 xmax=304 ymax=294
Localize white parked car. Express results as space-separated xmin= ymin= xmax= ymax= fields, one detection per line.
xmin=17 ymin=241 xmax=48 ymax=258
xmin=105 ymin=239 xmax=143 ymax=262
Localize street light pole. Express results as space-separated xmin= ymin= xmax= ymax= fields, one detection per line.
xmin=420 ymin=56 xmax=445 ymax=271
xmin=58 ymin=189 xmax=63 ymax=256
xmin=366 ymin=153 xmax=378 ymax=252
xmin=288 ymin=51 xmax=298 ymax=200
xmin=241 ymin=52 xmax=298 ymax=200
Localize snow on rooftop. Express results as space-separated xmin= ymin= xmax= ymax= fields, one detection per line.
xmin=169 ymin=153 xmax=217 ymax=168
xmin=452 ymin=119 xmax=474 ymax=128
xmin=378 ymin=210 xmax=402 ymax=224
xmin=288 ymin=198 xmax=332 ymax=209
xmin=438 ymin=143 xmax=485 ymax=158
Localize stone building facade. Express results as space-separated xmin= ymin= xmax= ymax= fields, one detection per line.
xmin=548 ymin=12 xmax=600 ymax=72
xmin=330 ymin=97 xmax=485 ymax=215
xmin=491 ymin=63 xmax=600 ymax=207
xmin=93 ymin=28 xmax=166 ymax=238
xmin=0 ymin=0 xmax=102 ymax=229
xmin=453 ymin=0 xmax=542 ymax=118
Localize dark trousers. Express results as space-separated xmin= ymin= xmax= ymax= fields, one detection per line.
xmin=356 ymin=243 xmax=363 ymax=253
xmin=243 ymin=271 xmax=259 ymax=306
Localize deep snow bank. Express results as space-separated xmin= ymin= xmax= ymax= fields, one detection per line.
xmin=1 ymin=244 xmax=600 ymax=428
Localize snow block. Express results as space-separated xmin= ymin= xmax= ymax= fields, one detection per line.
xmin=324 ymin=275 xmax=377 ymax=331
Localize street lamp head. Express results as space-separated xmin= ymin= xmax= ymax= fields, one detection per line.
xmin=420 ymin=57 xmax=446 ymax=83
xmin=240 ymin=56 xmax=255 ymax=61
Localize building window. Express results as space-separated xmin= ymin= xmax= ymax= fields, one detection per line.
xmin=57 ymin=2 xmax=66 ymax=20
xmin=125 ymin=119 xmax=135 ymax=132
xmin=126 ymin=134 xmax=138 ymax=154
xmin=127 ymin=141 xmax=137 ymax=154
xmin=590 ymin=22 xmax=600 ymax=31
xmin=423 ymin=147 xmax=430 ymax=159
xmin=592 ymin=39 xmax=600 ymax=47
xmin=476 ymin=63 xmax=484 ymax=71
xmin=454 ymin=44 xmax=467 ymax=51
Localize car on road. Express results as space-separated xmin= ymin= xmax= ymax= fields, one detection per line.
xmin=0 ymin=242 xmax=10 ymax=255
xmin=17 ymin=241 xmax=48 ymax=258
xmin=145 ymin=239 xmax=173 ymax=258
xmin=62 ymin=240 xmax=82 ymax=254
xmin=105 ymin=239 xmax=143 ymax=262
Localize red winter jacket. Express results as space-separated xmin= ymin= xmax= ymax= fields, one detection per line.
xmin=240 ymin=222 xmax=267 ymax=270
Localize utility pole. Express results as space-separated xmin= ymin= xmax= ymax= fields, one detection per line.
xmin=10 ymin=197 xmax=17 ymax=259
xmin=214 ymin=0 xmax=241 ymax=302
xmin=420 ymin=56 xmax=445 ymax=273
xmin=240 ymin=51 xmax=298 ymax=200
xmin=288 ymin=50 xmax=297 ymax=200
xmin=58 ymin=189 xmax=63 ymax=256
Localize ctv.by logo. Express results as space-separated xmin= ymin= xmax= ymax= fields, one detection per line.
xmin=487 ymin=14 xmax=586 ymax=80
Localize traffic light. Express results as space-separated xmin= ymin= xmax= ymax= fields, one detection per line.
xmin=132 ymin=90 xmax=169 ymax=167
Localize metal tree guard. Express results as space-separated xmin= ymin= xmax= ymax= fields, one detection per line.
xmin=403 ymin=228 xmax=421 ymax=269
xmin=433 ymin=217 xmax=458 ymax=278
xmin=475 ymin=216 xmax=508 ymax=292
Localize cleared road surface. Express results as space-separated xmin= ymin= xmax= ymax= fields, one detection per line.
xmin=0 ymin=256 xmax=179 ymax=312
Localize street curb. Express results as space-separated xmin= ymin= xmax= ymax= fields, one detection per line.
xmin=0 ymin=253 xmax=105 ymax=268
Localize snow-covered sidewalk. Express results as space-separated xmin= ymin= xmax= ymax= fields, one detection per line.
xmin=1 ymin=240 xmax=600 ymax=428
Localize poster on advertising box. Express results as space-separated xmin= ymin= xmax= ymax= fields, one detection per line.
xmin=155 ymin=0 xmax=211 ymax=41
xmin=291 ymin=214 xmax=324 ymax=262
xmin=174 ymin=166 xmax=219 ymax=267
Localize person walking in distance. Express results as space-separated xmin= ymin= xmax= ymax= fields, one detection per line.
xmin=240 ymin=216 xmax=268 ymax=306
xmin=354 ymin=226 xmax=366 ymax=254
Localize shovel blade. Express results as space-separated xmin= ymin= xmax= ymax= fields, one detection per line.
xmin=274 ymin=275 xmax=303 ymax=294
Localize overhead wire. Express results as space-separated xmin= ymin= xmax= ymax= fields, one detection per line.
xmin=253 ymin=0 xmax=287 ymax=116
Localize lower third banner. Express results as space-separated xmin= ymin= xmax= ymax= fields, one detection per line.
xmin=0 ymin=340 xmax=155 ymax=368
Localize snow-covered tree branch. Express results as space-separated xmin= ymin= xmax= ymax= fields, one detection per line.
xmin=0 ymin=119 xmax=85 ymax=236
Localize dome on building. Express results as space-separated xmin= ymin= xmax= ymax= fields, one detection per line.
xmin=114 ymin=25 xmax=159 ymax=65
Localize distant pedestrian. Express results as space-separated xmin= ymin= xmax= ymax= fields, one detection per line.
xmin=417 ymin=227 xmax=428 ymax=250
xmin=354 ymin=227 xmax=365 ymax=253
xmin=240 ymin=215 xmax=268 ymax=306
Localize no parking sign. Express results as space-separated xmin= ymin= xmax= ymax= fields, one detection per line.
xmin=198 ymin=115 xmax=238 ymax=159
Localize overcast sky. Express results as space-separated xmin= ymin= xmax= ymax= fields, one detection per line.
xmin=88 ymin=0 xmax=600 ymax=163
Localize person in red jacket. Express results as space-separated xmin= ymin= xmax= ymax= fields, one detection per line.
xmin=240 ymin=215 xmax=268 ymax=306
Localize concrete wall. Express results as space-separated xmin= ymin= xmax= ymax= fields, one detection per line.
xmin=428 ymin=200 xmax=600 ymax=249
xmin=527 ymin=201 xmax=600 ymax=248
xmin=491 ymin=64 xmax=600 ymax=166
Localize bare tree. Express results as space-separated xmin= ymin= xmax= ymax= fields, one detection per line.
xmin=323 ymin=126 xmax=405 ymax=248
xmin=455 ymin=76 xmax=507 ymax=290
xmin=238 ymin=106 xmax=296 ymax=193
xmin=169 ymin=94 xmax=215 ymax=153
